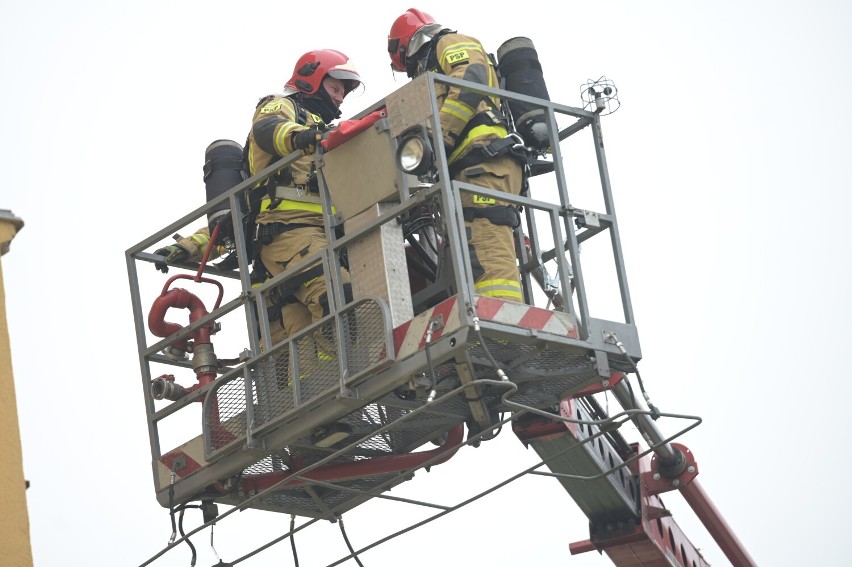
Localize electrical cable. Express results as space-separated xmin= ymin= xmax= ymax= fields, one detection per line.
xmin=472 ymin=315 xmax=507 ymax=382
xmin=337 ymin=516 xmax=365 ymax=567
xmin=608 ymin=333 xmax=660 ymax=419
xmin=423 ymin=230 xmax=440 ymax=256
xmin=209 ymin=523 xmax=224 ymax=566
xmin=178 ymin=504 xmax=201 ymax=566
xmin=468 ymin=314 xmax=510 ymax=441
xmin=168 ymin=473 xmax=177 ymax=545
xmin=489 ymin=411 xmax=505 ymax=438
xmin=320 ymin=402 xmax=698 ymax=567
xmin=618 ymin=369 xmax=640 ymax=415
xmin=289 ymin=515 xmax=299 ymax=567
xmin=424 ymin=320 xmax=440 ymax=402
xmin=145 ymin=380 xmax=516 ymax=567
xmin=404 ymin=235 xmax=438 ymax=281
xmin=421 ymin=200 xmax=446 ymax=275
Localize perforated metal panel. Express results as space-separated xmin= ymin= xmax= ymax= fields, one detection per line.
xmin=204 ymin=298 xmax=394 ymax=461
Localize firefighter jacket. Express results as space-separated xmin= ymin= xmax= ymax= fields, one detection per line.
xmin=247 ymin=96 xmax=329 ymax=227
xmin=172 ymin=226 xmax=228 ymax=262
xmin=177 ymin=226 xmax=212 ymax=260
xmin=425 ymin=32 xmax=524 ymax=302
xmin=430 ymin=32 xmax=508 ymax=167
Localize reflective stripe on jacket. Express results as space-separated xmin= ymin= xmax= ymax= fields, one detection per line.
xmin=432 ymin=33 xmax=505 ymax=165
xmin=248 ymin=96 xmax=330 ymax=223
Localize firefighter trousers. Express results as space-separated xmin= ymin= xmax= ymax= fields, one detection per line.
xmin=456 ymin=154 xmax=524 ymax=302
xmin=260 ymin=224 xmax=350 ymax=354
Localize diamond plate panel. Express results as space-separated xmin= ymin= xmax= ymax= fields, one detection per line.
xmin=347 ymin=203 xmax=414 ymax=328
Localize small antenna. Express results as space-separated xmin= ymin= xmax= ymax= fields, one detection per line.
xmin=581 ymin=76 xmax=620 ymax=115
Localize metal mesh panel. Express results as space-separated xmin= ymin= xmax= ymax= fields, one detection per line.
xmin=249 ymin=298 xmax=392 ymax=433
xmin=218 ymin=452 xmax=403 ymax=517
xmin=507 ymin=369 xmax=600 ymax=407
xmin=202 ymin=299 xmax=394 ymax=467
xmin=336 ymin=402 xmax=459 ymax=456
xmin=225 ymin=400 xmax=459 ymax=517
xmin=290 ymin=446 xmax=365 ymax=466
xmin=242 ymin=452 xmax=293 ymax=476
xmin=246 ymin=325 xmax=345 ymax=434
xmin=249 ymin=475 xmax=405 ymax=517
xmin=339 ymin=404 xmax=402 ymax=455
xmin=228 ymin=418 xmax=459 ymax=516
xmin=293 ymin=322 xmax=341 ymax=402
xmin=253 ymin=352 xmax=294 ymax=425
xmin=207 ymin=374 xmax=250 ymax=452
xmin=517 ymin=346 xmax=596 ymax=373
xmin=472 ymin=337 xmax=597 ymax=406
xmin=343 ymin=301 xmax=388 ymax=377
xmin=405 ymin=335 xmax=600 ymax=413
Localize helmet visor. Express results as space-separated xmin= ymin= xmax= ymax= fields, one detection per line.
xmin=407 ymin=23 xmax=443 ymax=60
xmin=327 ymin=69 xmax=362 ymax=94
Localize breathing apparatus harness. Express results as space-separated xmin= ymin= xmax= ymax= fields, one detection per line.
xmin=235 ymin=94 xmax=337 ymax=323
xmin=451 ymin=40 xmax=554 ymax=195
xmin=407 ymin=30 xmax=529 ymax=230
xmin=243 ymin=94 xmax=325 ymax=211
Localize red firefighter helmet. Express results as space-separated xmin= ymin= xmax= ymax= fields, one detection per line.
xmin=284 ymin=49 xmax=362 ymax=95
xmin=388 ymin=8 xmax=441 ymax=72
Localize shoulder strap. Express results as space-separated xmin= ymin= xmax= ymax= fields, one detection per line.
xmin=292 ymin=98 xmax=308 ymax=125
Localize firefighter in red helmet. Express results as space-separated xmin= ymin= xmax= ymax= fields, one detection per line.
xmin=388 ymin=9 xmax=525 ymax=303
xmin=247 ymin=49 xmax=361 ymax=346
xmin=156 ymin=50 xmax=363 ymax=348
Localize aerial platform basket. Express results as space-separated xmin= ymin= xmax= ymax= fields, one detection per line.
xmin=128 ymin=71 xmax=641 ymax=521
xmin=153 ymin=290 xmax=625 ymax=517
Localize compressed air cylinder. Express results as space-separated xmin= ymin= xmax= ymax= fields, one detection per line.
xmin=202 ymin=139 xmax=245 ymax=238
xmin=496 ymin=37 xmax=552 ymax=151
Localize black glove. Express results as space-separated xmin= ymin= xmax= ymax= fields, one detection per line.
xmin=214 ymin=251 xmax=240 ymax=272
xmin=207 ymin=208 xmax=232 ymax=242
xmin=153 ymin=244 xmax=190 ymax=273
xmin=292 ymin=127 xmax=322 ymax=154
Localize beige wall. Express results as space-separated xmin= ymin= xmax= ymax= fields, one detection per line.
xmin=0 ymin=211 xmax=33 ymax=566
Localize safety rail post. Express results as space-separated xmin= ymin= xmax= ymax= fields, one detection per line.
xmin=590 ymin=113 xmax=635 ymax=325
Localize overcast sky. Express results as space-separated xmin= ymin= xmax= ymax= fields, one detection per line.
xmin=3 ymin=1 xmax=851 ymax=565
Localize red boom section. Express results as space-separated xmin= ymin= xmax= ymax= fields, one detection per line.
xmin=569 ymin=447 xmax=711 ymax=567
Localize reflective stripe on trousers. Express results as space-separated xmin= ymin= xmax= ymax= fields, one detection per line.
xmin=475 ymin=278 xmax=523 ymax=301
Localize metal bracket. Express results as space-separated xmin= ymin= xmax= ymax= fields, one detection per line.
xmin=643 ymin=443 xmax=699 ymax=496
xmin=594 ymin=349 xmax=610 ymax=378
xmin=336 ymin=388 xmax=360 ymax=400
xmin=455 ymin=356 xmax=491 ymax=431
xmin=574 ymin=209 xmax=601 ymax=229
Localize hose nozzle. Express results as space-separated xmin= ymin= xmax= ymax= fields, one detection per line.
xmin=151 ymin=375 xmax=188 ymax=401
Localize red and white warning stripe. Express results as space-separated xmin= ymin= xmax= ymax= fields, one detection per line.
xmin=157 ymin=436 xmax=208 ymax=488
xmin=393 ymin=296 xmax=462 ymax=358
xmin=157 ymin=421 xmax=240 ymax=488
xmin=392 ymin=294 xmax=578 ymax=360
xmin=475 ymin=296 xmax=579 ymax=338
